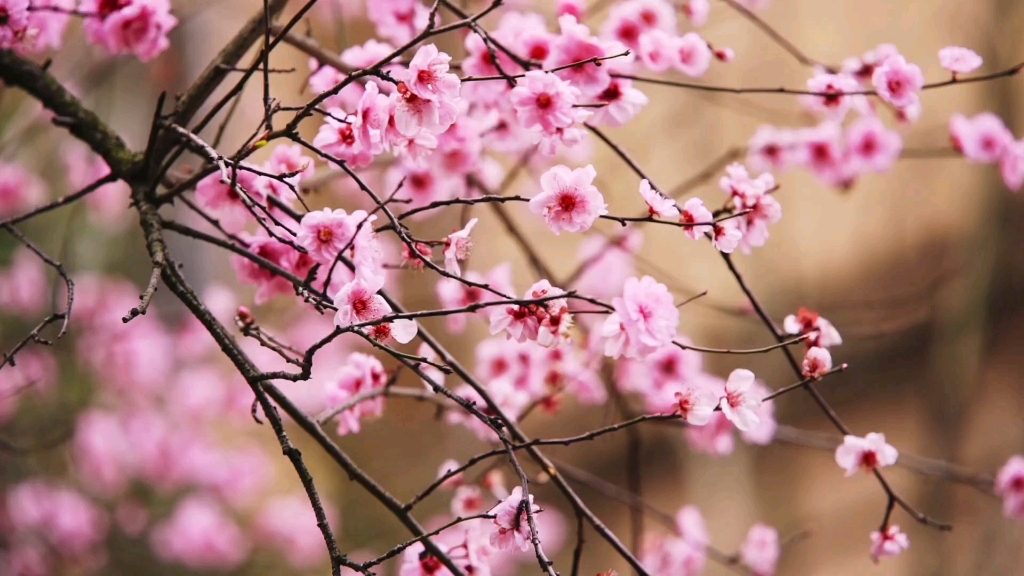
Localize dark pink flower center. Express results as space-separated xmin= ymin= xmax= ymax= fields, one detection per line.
xmin=617 ymin=22 xmax=640 ymax=44
xmin=557 ymin=192 xmax=577 ymax=213
xmin=419 ymin=553 xmax=443 ymax=574
xmin=860 ymin=450 xmax=879 ymax=469
xmin=599 ymin=82 xmax=622 ymax=103
xmin=317 ymin=228 xmax=334 ymax=243
xmin=535 ymin=93 xmax=553 ymax=110
xmin=98 ymin=0 xmax=129 ymax=19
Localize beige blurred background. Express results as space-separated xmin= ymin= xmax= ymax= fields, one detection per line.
xmin=13 ymin=0 xmax=1024 ymax=574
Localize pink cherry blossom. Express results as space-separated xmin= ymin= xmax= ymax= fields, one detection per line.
xmin=6 ymin=482 xmax=109 ymax=559
xmin=489 ymin=486 xmax=540 ymax=552
xmin=443 ymin=218 xmax=478 ymax=277
xmin=802 ymin=346 xmax=833 ymax=379
xmin=489 ymin=280 xmax=572 ymax=347
xmin=63 ymin=141 xmax=132 ymax=230
xmin=590 ymin=76 xmax=649 ymax=127
xmin=194 ymin=168 xmax=268 ymax=234
xmin=675 ymin=505 xmax=709 ymax=550
xmin=546 ymin=15 xmax=618 ymax=97
xmin=404 ymin=44 xmax=461 ymax=102
xmin=741 ymin=381 xmax=778 ymax=446
xmin=719 ymin=368 xmax=762 ymax=432
xmin=938 ymin=46 xmax=982 ymax=75
xmin=571 ymin=230 xmax=642 ymax=301
xmin=510 ymin=70 xmax=588 ymax=135
xmin=386 ymin=161 xmax=457 ymax=213
xmin=0 ymin=247 xmax=47 ymax=317
xmin=267 ymin=144 xmax=314 ymax=182
xmin=366 ymin=0 xmax=428 ymax=45
xmin=835 ymin=432 xmax=899 ymax=476
xmin=451 ymin=485 xmax=487 ymax=517
xmin=843 ymin=43 xmax=900 ymax=84
xmin=845 ymin=115 xmax=903 ymax=173
xmin=638 ymin=29 xmax=678 ymax=73
xmin=0 ymin=0 xmax=29 ymax=49
xmin=0 ymin=348 xmax=55 ymax=424
xmin=254 ymin=494 xmax=339 ymax=570
xmin=72 ymin=409 xmax=133 ymax=497
xmin=872 ymin=54 xmax=925 ymax=109
xmin=0 ymin=160 xmax=46 ymax=219
xmin=334 ymin=276 xmax=389 ymax=326
xmin=392 ymin=81 xmax=460 ymax=138
xmin=529 ymin=164 xmax=608 ymax=235
xmin=557 ymin=0 xmax=585 ymax=19
xmin=615 ymin=340 xmax=703 ymax=402
xmin=600 ymin=275 xmax=679 ymax=359
xmin=529 ymin=279 xmax=573 ymax=347
xmin=462 ymin=30 xmax=515 ymax=81
xmin=22 ymin=0 xmax=74 ymax=54
xmin=685 ymin=410 xmax=736 ymax=456
xmin=437 ymin=458 xmax=464 ymax=489
xmin=341 ymin=38 xmax=396 ymax=69
xmin=994 ymin=455 xmax=1024 ymax=520
xmin=803 ymin=72 xmax=865 ymax=121
xmin=334 ymin=276 xmax=416 ymax=344
xmin=638 ymin=179 xmax=679 ymax=219
xmin=870 ymin=525 xmax=909 ymax=563
xmin=1000 ymin=140 xmax=1024 ymax=191
xmin=950 ymin=112 xmax=1014 ymax=163
xmin=150 ymin=495 xmax=250 ymax=571
xmin=783 ymin=307 xmax=843 ymax=348
xmin=714 ymin=46 xmax=736 ymax=62
xmin=674 ymin=386 xmax=717 ymax=425
xmin=712 ymin=220 xmax=743 ymax=253
xmin=436 ymin=264 xmax=513 ymax=333
xmin=740 ymin=524 xmax=780 ymax=576
xmin=679 ymin=197 xmax=713 ymax=241
xmin=417 ymin=342 xmax=446 ymax=390
xmin=313 ymin=109 xmax=375 ymax=168
xmin=297 ymin=208 xmax=376 ymax=265
xmin=604 ymin=0 xmax=676 ymax=50
xmin=718 ymin=163 xmax=781 ymax=252
xmin=747 ymin=125 xmax=807 ymax=173
xmin=683 ymin=0 xmax=710 ymax=27
xmin=81 ymin=0 xmax=178 ymax=62
xmin=231 ymin=233 xmax=314 ymax=304
xmin=640 ymin=534 xmax=706 ymax=576
xmin=799 ymin=121 xmax=849 ymax=186
xmin=490 ymin=302 xmax=541 ymax=344
xmin=674 ymin=32 xmax=712 ymax=77
xmin=398 ymin=544 xmax=452 ymax=576
xmin=324 ymin=352 xmax=389 ymax=436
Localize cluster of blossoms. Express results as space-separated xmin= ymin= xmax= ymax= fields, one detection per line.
xmin=3 ymin=0 xmax=1024 ymax=574
xmin=1 ymin=273 xmax=351 ymax=574
xmin=641 ymin=506 xmax=781 ymax=576
xmin=0 ymin=0 xmax=176 ymax=60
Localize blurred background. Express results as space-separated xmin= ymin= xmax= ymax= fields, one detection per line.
xmin=2 ymin=0 xmax=1024 ymax=574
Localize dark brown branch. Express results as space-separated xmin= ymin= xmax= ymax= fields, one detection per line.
xmin=0 ymin=174 xmax=120 ymax=228
xmin=0 ymin=50 xmax=140 ymax=178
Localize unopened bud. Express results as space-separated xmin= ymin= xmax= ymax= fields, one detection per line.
xmin=236 ymin=306 xmax=255 ymax=327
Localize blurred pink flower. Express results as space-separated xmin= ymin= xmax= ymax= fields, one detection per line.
xmin=150 ymin=495 xmax=250 ymax=571
xmin=835 ymin=432 xmax=899 ymax=476
xmin=740 ymin=523 xmax=780 ymax=576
